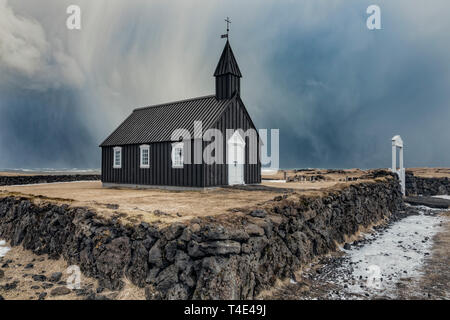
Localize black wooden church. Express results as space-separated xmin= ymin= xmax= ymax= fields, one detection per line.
xmin=100 ymin=37 xmax=261 ymax=188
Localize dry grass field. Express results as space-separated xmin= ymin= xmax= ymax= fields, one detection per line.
xmin=0 ymin=182 xmax=283 ymax=224
xmin=1 ymin=168 xmax=447 ymax=225
xmin=407 ymin=168 xmax=450 ymax=178
xmin=262 ymin=168 xmax=450 ymax=180
xmin=0 ymin=169 xmax=390 ymax=225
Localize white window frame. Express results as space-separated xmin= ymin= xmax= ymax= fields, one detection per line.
xmin=113 ymin=147 xmax=122 ymax=169
xmin=140 ymin=145 xmax=150 ymax=169
xmin=171 ymin=142 xmax=184 ymax=168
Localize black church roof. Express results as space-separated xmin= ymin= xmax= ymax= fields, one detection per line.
xmin=100 ymin=95 xmax=232 ymax=147
xmin=214 ymin=40 xmax=242 ymax=77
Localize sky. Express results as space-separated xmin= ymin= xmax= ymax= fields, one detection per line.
xmin=0 ymin=0 xmax=449 ymax=169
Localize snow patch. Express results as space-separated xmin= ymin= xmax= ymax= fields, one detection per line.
xmin=0 ymin=240 xmax=10 ymax=257
xmin=433 ymin=195 xmax=450 ymax=200
xmin=334 ymin=208 xmax=445 ymax=298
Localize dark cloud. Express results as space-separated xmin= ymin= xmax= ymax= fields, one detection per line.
xmin=0 ymin=88 xmax=99 ymax=168
xmin=0 ymin=0 xmax=449 ymax=169
xmin=248 ymin=0 xmax=450 ymax=169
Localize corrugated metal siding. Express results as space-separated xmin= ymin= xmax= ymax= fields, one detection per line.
xmin=102 ymin=96 xmax=261 ymax=187
xmin=216 ymin=75 xmax=240 ymax=100
xmin=101 ymin=141 xmax=204 ymax=187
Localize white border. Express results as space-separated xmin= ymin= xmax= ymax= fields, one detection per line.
xmin=140 ymin=145 xmax=150 ymax=169
xmin=113 ymin=147 xmax=122 ymax=169
xmin=171 ymin=142 xmax=184 ymax=168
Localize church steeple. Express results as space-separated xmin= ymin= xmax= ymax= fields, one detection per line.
xmin=214 ymin=40 xmax=242 ymax=100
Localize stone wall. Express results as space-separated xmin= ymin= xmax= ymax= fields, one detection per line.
xmin=0 ymin=175 xmax=100 ymax=186
xmin=0 ymin=173 xmax=404 ymax=300
xmin=405 ymin=172 xmax=450 ymax=196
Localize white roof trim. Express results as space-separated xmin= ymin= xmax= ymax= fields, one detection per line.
xmin=228 ymin=130 xmax=246 ymax=145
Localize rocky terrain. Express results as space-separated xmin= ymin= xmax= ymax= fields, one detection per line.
xmin=0 ymin=244 xmax=144 ymax=300
xmin=404 ymin=196 xmax=450 ymax=209
xmin=405 ymin=171 xmax=450 ymax=196
xmin=0 ymin=171 xmax=404 ymax=299
xmin=0 ymin=175 xmax=100 ymax=186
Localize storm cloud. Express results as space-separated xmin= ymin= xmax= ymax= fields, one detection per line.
xmin=0 ymin=0 xmax=449 ymax=169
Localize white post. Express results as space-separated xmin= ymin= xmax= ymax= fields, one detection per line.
xmin=391 ymin=135 xmax=405 ymax=196
xmin=399 ymin=145 xmax=405 ymax=195
xmin=392 ymin=144 xmax=396 ymax=172
xmin=399 ymin=147 xmax=403 ymax=171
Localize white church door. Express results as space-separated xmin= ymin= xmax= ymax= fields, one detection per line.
xmin=228 ymin=131 xmax=245 ymax=185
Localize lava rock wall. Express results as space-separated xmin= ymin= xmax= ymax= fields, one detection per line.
xmin=405 ymin=172 xmax=450 ymax=196
xmin=0 ymin=175 xmax=404 ymax=299
xmin=0 ymin=175 xmax=100 ymax=186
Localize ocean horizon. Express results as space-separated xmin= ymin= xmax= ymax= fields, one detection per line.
xmin=0 ymin=168 xmax=101 ymax=174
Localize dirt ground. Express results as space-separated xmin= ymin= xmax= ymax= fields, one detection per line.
xmin=407 ymin=168 xmax=450 ymax=178
xmin=262 ymin=168 xmax=450 ymax=180
xmin=262 ymin=180 xmax=368 ymax=191
xmin=262 ymin=168 xmax=367 ymax=181
xmin=0 ymin=243 xmax=145 ymax=300
xmin=0 ymin=168 xmax=395 ymax=225
xmin=0 ymin=182 xmax=283 ymax=225
xmin=0 ymin=169 xmax=384 ymax=225
xmin=260 ymin=168 xmax=380 ymax=192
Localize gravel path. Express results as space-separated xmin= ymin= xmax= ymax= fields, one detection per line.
xmin=268 ymin=205 xmax=449 ymax=300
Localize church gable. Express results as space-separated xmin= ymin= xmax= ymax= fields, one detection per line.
xmin=100 ymin=23 xmax=261 ymax=188
xmin=212 ymin=95 xmax=258 ymax=134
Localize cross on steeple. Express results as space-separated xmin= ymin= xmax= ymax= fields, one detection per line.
xmin=225 ymin=17 xmax=231 ymax=34
xmin=221 ymin=17 xmax=231 ymax=39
